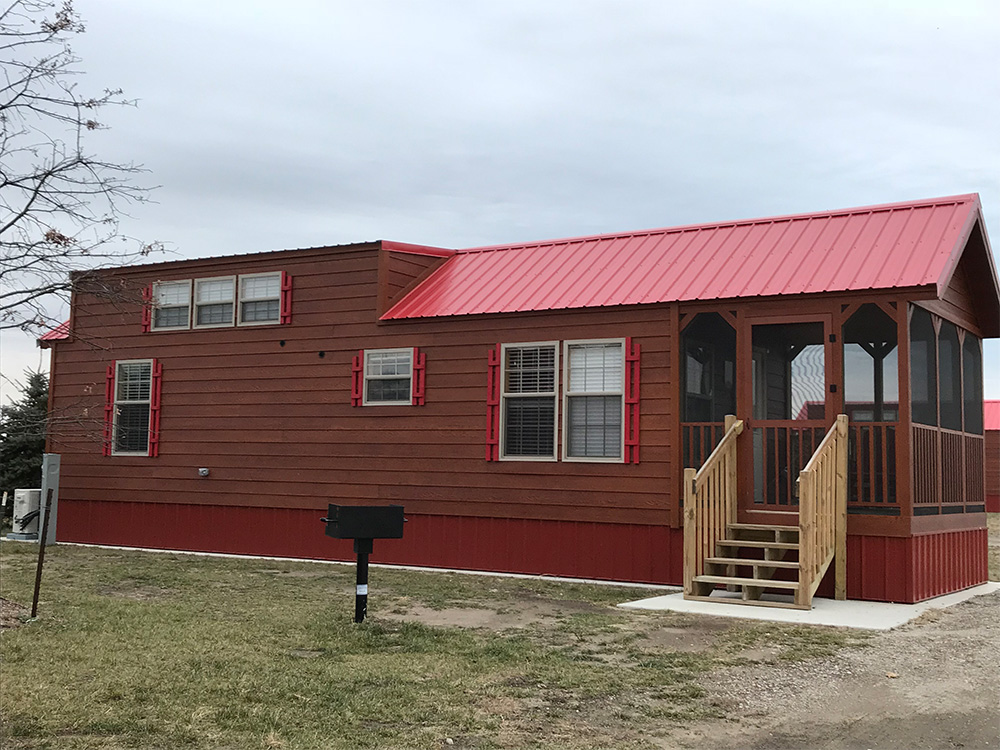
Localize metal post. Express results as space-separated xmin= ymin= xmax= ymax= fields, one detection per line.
xmin=30 ymin=488 xmax=55 ymax=619
xmin=353 ymin=538 xmax=373 ymax=623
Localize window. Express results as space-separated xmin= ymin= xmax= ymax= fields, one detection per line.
xmin=151 ymin=281 xmax=191 ymax=330
xmin=564 ymin=341 xmax=624 ymax=460
xmin=501 ymin=343 xmax=557 ymax=459
xmin=194 ymin=277 xmax=235 ymax=327
xmin=113 ymin=360 xmax=152 ymax=455
xmin=363 ymin=349 xmax=413 ymax=404
xmin=239 ymin=272 xmax=281 ymax=325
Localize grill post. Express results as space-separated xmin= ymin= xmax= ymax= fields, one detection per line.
xmin=353 ymin=538 xmax=373 ymax=623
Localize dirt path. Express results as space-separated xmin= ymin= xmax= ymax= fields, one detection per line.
xmin=671 ymin=591 xmax=1000 ymax=750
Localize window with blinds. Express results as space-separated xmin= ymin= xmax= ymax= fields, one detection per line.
xmin=564 ymin=341 xmax=624 ymax=460
xmin=501 ymin=343 xmax=557 ymax=458
xmin=113 ymin=360 xmax=152 ymax=454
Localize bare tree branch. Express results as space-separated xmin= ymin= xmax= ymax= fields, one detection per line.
xmin=0 ymin=0 xmax=162 ymax=334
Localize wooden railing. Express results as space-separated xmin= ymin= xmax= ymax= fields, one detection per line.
xmin=683 ymin=415 xmax=743 ymax=595
xmin=795 ymin=414 xmax=848 ymax=606
xmin=848 ymin=423 xmax=897 ymax=512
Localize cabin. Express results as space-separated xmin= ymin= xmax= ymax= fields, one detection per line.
xmin=41 ymin=194 xmax=999 ymax=606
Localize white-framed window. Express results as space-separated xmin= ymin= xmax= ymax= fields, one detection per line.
xmin=563 ymin=340 xmax=625 ymax=461
xmin=363 ymin=348 xmax=414 ymax=405
xmin=500 ymin=342 xmax=558 ymax=460
xmin=238 ymin=272 xmax=282 ymax=325
xmin=194 ymin=277 xmax=235 ymax=328
xmin=112 ymin=360 xmax=152 ymax=455
xmin=151 ymin=280 xmax=191 ymax=330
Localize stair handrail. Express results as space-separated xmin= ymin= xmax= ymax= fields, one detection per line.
xmin=795 ymin=413 xmax=848 ymax=607
xmin=683 ymin=415 xmax=743 ymax=597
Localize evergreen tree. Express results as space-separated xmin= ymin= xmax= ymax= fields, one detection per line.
xmin=0 ymin=373 xmax=49 ymax=514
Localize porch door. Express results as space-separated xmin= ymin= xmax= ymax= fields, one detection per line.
xmin=741 ymin=317 xmax=833 ymax=520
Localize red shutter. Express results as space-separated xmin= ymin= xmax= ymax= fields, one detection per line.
xmin=280 ymin=272 xmax=293 ymax=324
xmin=149 ymin=359 xmax=163 ymax=457
xmin=103 ymin=364 xmax=115 ymax=456
xmin=412 ymin=348 xmax=426 ymax=405
xmin=351 ymin=350 xmax=363 ymax=406
xmin=141 ymin=284 xmax=152 ymax=332
xmin=486 ymin=344 xmax=501 ymax=461
xmin=624 ymin=337 xmax=641 ymax=464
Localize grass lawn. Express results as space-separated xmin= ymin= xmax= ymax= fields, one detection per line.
xmin=1 ymin=541 xmax=865 ymax=749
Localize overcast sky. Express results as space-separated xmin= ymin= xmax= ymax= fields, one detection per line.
xmin=2 ymin=0 xmax=999 ymax=400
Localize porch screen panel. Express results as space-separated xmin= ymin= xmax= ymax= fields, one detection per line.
xmin=681 ymin=313 xmax=736 ymax=422
xmin=938 ymin=322 xmax=961 ymax=431
xmin=963 ymin=335 xmax=983 ymax=434
xmin=909 ymin=307 xmax=937 ymax=426
xmin=843 ymin=303 xmax=898 ymax=422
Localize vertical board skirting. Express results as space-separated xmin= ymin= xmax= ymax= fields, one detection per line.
xmin=55 ymin=499 xmax=682 ymax=585
xmin=54 ymin=500 xmax=988 ymax=602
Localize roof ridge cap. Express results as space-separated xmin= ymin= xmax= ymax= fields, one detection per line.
xmin=454 ymin=194 xmax=981 ymax=255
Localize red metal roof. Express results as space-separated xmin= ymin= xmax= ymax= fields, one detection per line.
xmin=985 ymin=400 xmax=1000 ymax=432
xmin=37 ymin=320 xmax=70 ymax=345
xmin=383 ymin=194 xmax=988 ymax=320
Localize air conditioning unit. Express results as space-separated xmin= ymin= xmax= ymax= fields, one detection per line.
xmin=8 ymin=488 xmax=41 ymax=540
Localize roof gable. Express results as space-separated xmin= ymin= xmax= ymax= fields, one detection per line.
xmin=383 ymin=194 xmax=990 ymax=321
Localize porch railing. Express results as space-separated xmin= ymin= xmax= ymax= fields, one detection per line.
xmin=795 ymin=414 xmax=848 ymax=606
xmin=683 ymin=415 xmax=743 ymax=595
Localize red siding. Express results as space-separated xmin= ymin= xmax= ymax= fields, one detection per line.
xmin=57 ymin=500 xmax=986 ymax=603
xmin=57 ymin=500 xmax=681 ymax=585
xmin=910 ymin=529 xmax=988 ymax=601
xmin=50 ymin=244 xmax=675 ymax=529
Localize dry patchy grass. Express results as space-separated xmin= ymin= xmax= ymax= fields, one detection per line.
xmin=0 ymin=541 xmax=866 ymax=749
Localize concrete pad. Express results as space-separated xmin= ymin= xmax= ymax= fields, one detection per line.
xmin=618 ymin=581 xmax=1000 ymax=630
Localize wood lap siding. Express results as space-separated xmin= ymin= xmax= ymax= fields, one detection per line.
xmin=918 ymin=255 xmax=986 ymax=336
xmin=377 ymin=250 xmax=446 ymax=316
xmin=50 ymin=244 xmax=675 ymax=528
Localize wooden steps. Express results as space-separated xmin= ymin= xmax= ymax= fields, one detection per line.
xmin=692 ymin=575 xmax=799 ymax=590
xmin=715 ymin=539 xmax=798 ymax=550
xmin=690 ymin=522 xmax=803 ymax=609
xmin=703 ymin=556 xmax=799 ymax=569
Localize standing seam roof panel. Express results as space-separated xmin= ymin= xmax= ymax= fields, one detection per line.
xmin=380 ymin=194 xmax=982 ymax=320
